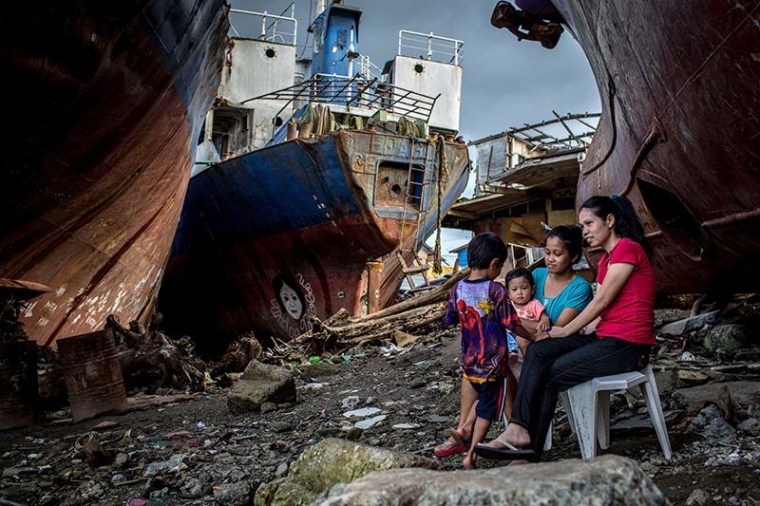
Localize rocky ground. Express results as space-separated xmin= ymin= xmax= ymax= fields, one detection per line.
xmin=1 ymin=310 xmax=760 ymax=506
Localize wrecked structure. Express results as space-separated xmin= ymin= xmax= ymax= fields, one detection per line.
xmin=159 ymin=4 xmax=470 ymax=348
xmin=445 ymin=113 xmax=598 ymax=268
xmin=0 ymin=2 xmax=228 ymax=348
xmin=492 ymin=0 xmax=760 ymax=295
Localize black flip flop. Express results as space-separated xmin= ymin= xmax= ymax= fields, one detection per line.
xmin=474 ymin=442 xmax=537 ymax=461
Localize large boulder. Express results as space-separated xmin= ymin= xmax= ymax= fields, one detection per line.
xmin=673 ymin=380 xmax=759 ymax=414
xmin=316 ymin=454 xmax=665 ymax=505
xmin=227 ymin=360 xmax=295 ymax=413
xmin=254 ymin=438 xmax=441 ymax=506
xmin=702 ymin=324 xmax=748 ymax=355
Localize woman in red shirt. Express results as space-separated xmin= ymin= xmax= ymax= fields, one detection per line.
xmin=477 ymin=194 xmax=655 ymax=461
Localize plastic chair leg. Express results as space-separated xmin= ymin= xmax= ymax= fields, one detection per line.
xmin=641 ymin=366 xmax=672 ymax=460
xmin=597 ymin=391 xmax=611 ymax=450
xmin=566 ymin=382 xmax=597 ymax=460
xmin=560 ymin=391 xmax=576 ymax=435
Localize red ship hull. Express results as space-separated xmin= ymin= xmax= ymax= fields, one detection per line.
xmin=0 ymin=1 xmax=228 ymax=346
xmin=558 ymin=0 xmax=760 ymax=293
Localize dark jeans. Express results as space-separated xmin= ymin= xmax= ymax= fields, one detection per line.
xmin=511 ymin=333 xmax=651 ymax=459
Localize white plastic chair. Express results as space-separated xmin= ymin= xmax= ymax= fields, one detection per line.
xmin=560 ymin=364 xmax=672 ymax=460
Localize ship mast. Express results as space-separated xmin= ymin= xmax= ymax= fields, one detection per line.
xmin=313 ymin=0 xmax=326 ymax=20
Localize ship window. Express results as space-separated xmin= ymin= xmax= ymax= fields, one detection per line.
xmin=265 ymin=47 xmax=276 ymax=58
xmin=414 ymin=63 xmax=424 ymax=74
xmin=376 ymin=161 xmax=425 ymax=209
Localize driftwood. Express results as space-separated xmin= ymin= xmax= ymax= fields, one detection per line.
xmin=357 ymin=268 xmax=469 ymax=322
xmin=286 ymin=272 xmax=469 ymax=357
xmin=106 ymin=315 xmax=206 ymax=393
xmin=327 ymin=302 xmax=447 ymax=343
xmin=259 ymin=270 xmax=471 ymax=364
xmin=210 ymin=333 xmax=263 ymax=375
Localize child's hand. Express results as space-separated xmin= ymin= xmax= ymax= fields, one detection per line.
xmin=537 ymin=314 xmax=551 ymax=333
xmin=533 ymin=313 xmax=552 ymax=341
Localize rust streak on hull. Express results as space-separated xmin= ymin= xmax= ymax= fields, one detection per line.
xmin=0 ymin=1 xmax=229 ymax=346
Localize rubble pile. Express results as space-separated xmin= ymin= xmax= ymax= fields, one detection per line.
xmin=106 ymin=316 xmax=207 ymax=395
xmin=0 ymin=294 xmax=27 ymax=344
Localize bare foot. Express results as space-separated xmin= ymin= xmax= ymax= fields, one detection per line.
xmin=462 ymin=452 xmax=477 ymax=470
xmin=448 ymin=427 xmax=470 ymax=446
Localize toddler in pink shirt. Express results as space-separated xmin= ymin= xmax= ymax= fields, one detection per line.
xmin=505 ymin=268 xmax=549 ymax=357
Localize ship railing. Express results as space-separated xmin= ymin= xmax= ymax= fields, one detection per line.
xmin=229 ymin=5 xmax=297 ymax=46
xmin=357 ymin=55 xmax=384 ymax=80
xmin=397 ymin=30 xmax=464 ymax=65
xmin=242 ymin=73 xmax=439 ymax=123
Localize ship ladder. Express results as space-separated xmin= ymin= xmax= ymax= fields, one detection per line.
xmin=397 ymin=137 xmax=434 ymax=294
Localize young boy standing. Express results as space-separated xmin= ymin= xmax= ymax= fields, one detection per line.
xmin=444 ymin=232 xmax=528 ymax=469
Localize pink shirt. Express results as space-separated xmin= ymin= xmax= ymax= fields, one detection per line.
xmin=512 ymin=298 xmax=545 ymax=322
xmin=595 ymin=238 xmax=656 ymax=344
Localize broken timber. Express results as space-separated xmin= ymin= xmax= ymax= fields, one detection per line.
xmin=292 ymin=269 xmax=470 ymax=354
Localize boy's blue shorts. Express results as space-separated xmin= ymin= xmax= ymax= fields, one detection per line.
xmin=471 ymin=379 xmax=506 ymax=421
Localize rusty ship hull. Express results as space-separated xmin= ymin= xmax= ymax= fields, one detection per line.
xmin=161 ymin=130 xmax=469 ymax=345
xmin=0 ymin=1 xmax=228 ymax=346
xmin=557 ymin=0 xmax=760 ymax=293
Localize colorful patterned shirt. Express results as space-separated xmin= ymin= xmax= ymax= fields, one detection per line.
xmin=444 ymin=279 xmax=521 ymax=383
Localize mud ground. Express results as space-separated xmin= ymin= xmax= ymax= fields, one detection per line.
xmin=1 ymin=329 xmax=758 ymax=505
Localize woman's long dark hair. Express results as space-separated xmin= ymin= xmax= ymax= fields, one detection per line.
xmin=546 ymin=224 xmax=584 ymax=264
xmin=580 ymin=195 xmax=651 ymax=256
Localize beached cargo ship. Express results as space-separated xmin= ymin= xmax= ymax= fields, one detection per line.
xmin=0 ymin=1 xmax=229 ymax=346
xmin=558 ymin=1 xmax=760 ymax=293
xmin=160 ymin=3 xmax=469 ymax=345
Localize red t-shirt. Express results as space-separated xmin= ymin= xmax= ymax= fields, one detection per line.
xmin=595 ymin=238 xmax=656 ymax=344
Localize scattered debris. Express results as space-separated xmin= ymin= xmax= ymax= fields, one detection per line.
xmin=342 ymin=407 xmax=382 ymax=418
xmin=210 ymin=334 xmax=263 ymax=377
xmin=0 ymin=298 xmax=758 ymax=505
xmin=107 ymin=315 xmax=207 ymax=393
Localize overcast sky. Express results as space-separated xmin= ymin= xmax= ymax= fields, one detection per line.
xmin=233 ymin=1 xmax=601 ymax=254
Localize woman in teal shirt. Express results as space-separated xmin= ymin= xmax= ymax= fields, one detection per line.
xmin=531 ymin=225 xmax=593 ymax=326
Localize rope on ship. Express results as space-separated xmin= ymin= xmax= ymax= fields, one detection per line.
xmin=433 ymin=135 xmax=449 ymax=274
xmin=415 ymin=140 xmax=431 ymax=249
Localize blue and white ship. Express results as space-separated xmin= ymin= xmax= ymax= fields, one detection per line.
xmin=161 ymin=1 xmax=470 ymax=345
